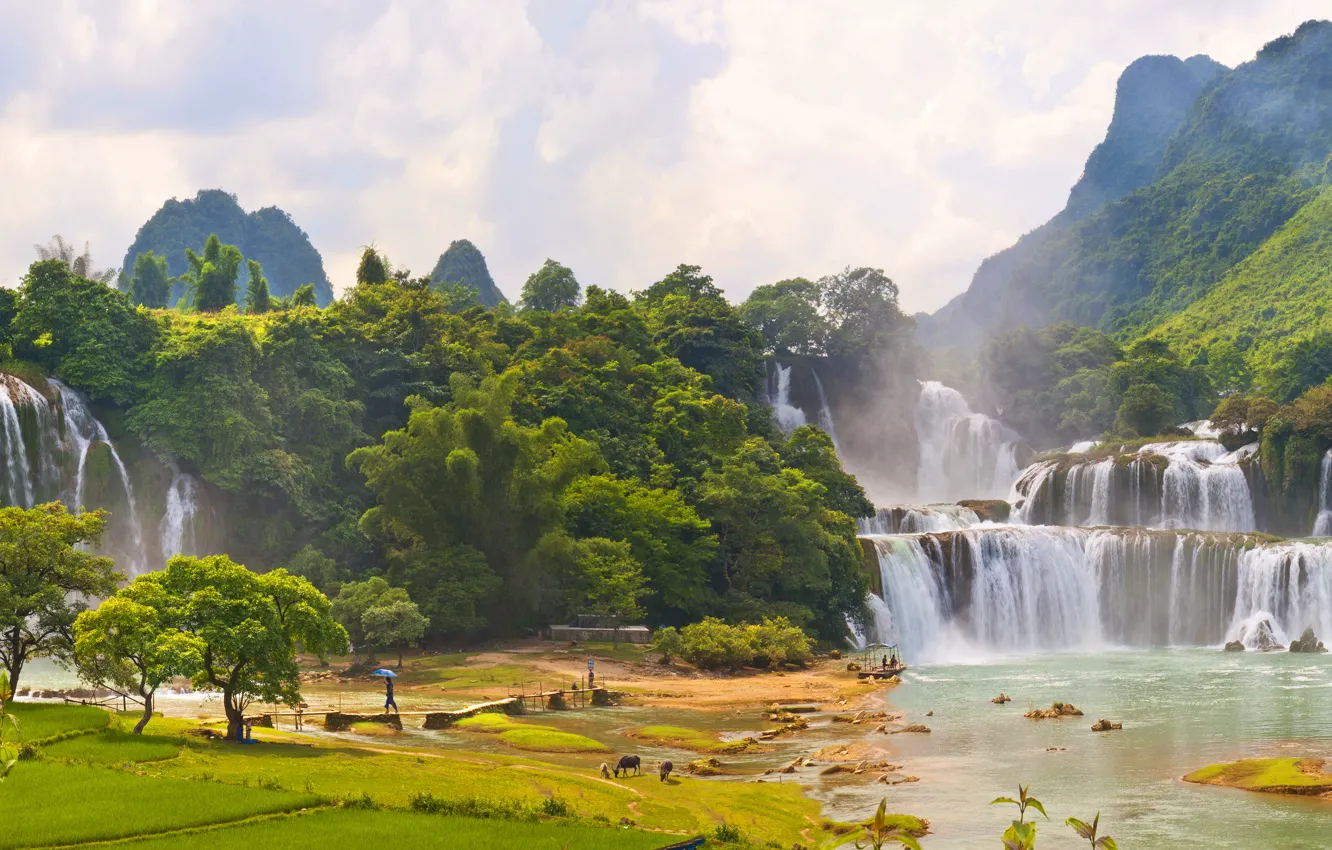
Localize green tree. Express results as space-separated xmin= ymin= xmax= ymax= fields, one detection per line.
xmin=350 ymin=371 xmax=602 ymax=632
xmin=740 ymin=278 xmax=828 ymax=356
xmin=646 ymin=276 xmax=765 ymax=401
xmin=73 ymin=596 xmax=203 ymax=733
xmin=1115 ymin=383 xmax=1175 ymax=436
xmin=185 ymin=234 xmax=243 ymax=311
xmin=820 ymin=266 xmax=911 ymax=364
xmin=245 ymin=259 xmax=270 ymax=314
xmin=123 ymin=555 xmax=347 ymax=740
xmin=519 ymin=259 xmax=581 ymax=312
xmin=362 ymin=599 xmax=429 ymax=667
xmin=562 ymin=537 xmax=647 ymax=625
xmin=290 ymin=283 xmax=318 ymax=308
xmin=0 ymin=504 xmax=119 ymax=693
xmin=779 ymin=426 xmax=873 ymax=518
xmin=356 ymin=246 xmax=391 ymax=286
xmin=331 ymin=576 xmax=409 ymax=651
xmin=561 ymin=474 xmax=716 ymax=624
xmin=131 ymin=250 xmax=172 ymax=309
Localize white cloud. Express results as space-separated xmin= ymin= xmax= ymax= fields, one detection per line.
xmin=0 ymin=0 xmax=1327 ymax=310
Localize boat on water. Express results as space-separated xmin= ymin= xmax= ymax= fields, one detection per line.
xmin=858 ymin=642 xmax=907 ymax=679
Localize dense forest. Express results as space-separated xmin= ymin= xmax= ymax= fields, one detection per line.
xmin=1 ymin=238 xmax=919 ymax=647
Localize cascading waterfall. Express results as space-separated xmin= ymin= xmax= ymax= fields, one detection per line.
xmin=1011 ymin=440 xmax=1256 ymax=533
xmin=0 ymin=376 xmax=44 ymax=507
xmin=1313 ymin=450 xmax=1332 ymax=536
xmin=159 ymin=466 xmax=202 ymax=560
xmin=858 ymin=525 xmax=1323 ymax=660
xmin=769 ymin=363 xmax=808 ymax=433
xmin=53 ymin=380 xmax=148 ymax=575
xmin=860 ymin=504 xmax=980 ymax=535
xmin=914 ymin=381 xmax=1021 ymax=502
xmin=811 ymin=369 xmax=840 ymax=451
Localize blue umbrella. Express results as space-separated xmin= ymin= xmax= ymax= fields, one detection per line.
xmin=371 ymin=669 xmax=397 ymax=677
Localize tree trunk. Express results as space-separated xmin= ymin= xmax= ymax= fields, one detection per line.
xmin=4 ymin=628 xmax=23 ymax=694
xmin=134 ymin=691 xmax=154 ymax=735
xmin=223 ymin=687 xmax=244 ymax=741
xmin=398 ymin=646 xmax=403 ymax=668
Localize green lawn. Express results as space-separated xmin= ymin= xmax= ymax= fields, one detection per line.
xmin=7 ymin=702 xmax=110 ymax=743
xmin=0 ymin=762 xmax=319 ymax=848
xmin=116 ymin=808 xmax=673 ymax=850
xmin=42 ymin=730 xmax=185 ymax=765
xmin=452 ymin=713 xmax=609 ymax=753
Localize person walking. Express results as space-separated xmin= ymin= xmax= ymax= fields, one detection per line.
xmin=384 ymin=674 xmax=398 ymax=714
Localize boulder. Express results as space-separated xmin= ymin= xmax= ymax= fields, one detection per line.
xmin=846 ymin=662 xmax=862 ymax=672
xmin=1091 ymin=719 xmax=1122 ymax=732
xmin=992 ymin=693 xmax=1012 ymax=704
xmin=1252 ymin=619 xmax=1285 ymax=652
xmin=1288 ymin=627 xmax=1329 ymax=653
xmin=1025 ymin=702 xmax=1083 ymax=720
xmin=891 ymin=724 xmax=931 ymax=734
xmin=686 ymin=758 xmax=724 ymax=776
xmin=1223 ymin=640 xmax=1245 ymax=652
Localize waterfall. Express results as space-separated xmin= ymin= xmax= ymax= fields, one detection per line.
xmin=860 ymin=505 xmax=980 ymax=535
xmin=1313 ymin=451 xmax=1332 ymax=536
xmin=769 ymin=363 xmax=808 ymax=434
xmin=810 ymin=369 xmax=840 ymax=451
xmin=859 ymin=525 xmax=1308 ymax=660
xmin=52 ymin=380 xmax=148 ymax=575
xmin=1012 ymin=440 xmax=1256 ymax=533
xmin=0 ymin=377 xmax=40 ymax=507
xmin=915 ymin=381 xmax=1021 ymax=502
xmin=159 ymin=466 xmax=201 ymax=560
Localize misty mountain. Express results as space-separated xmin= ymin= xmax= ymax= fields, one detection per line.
xmin=429 ymin=239 xmax=507 ymax=307
xmin=121 ymin=189 xmax=333 ymax=306
xmin=922 ymin=20 xmax=1332 ymax=349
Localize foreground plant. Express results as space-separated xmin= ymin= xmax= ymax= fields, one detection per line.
xmin=856 ymin=797 xmax=923 ymax=850
xmin=0 ymin=671 xmax=17 ymax=780
xmin=991 ymin=784 xmax=1048 ymax=849
xmin=1067 ymin=812 xmax=1118 ymax=850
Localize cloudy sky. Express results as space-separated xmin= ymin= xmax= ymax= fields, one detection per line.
xmin=0 ymin=1 xmax=1327 ymax=312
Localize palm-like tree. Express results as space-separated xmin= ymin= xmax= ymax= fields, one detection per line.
xmin=34 ymin=235 xmax=117 ymax=283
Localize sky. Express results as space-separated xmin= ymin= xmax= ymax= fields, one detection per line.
xmin=0 ymin=1 xmax=1328 ymax=313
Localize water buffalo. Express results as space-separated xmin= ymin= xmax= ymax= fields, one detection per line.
xmin=599 ymin=763 xmax=611 ymax=779
xmin=659 ymin=760 xmax=673 ymax=782
xmin=614 ymin=755 xmax=641 ymax=777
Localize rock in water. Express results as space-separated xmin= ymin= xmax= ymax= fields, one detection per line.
xmin=992 ymin=693 xmax=1012 ymax=703
xmin=1288 ymin=627 xmax=1329 ymax=653
xmin=1091 ymin=719 xmax=1123 ymax=732
xmin=1253 ymin=619 xmax=1285 ymax=652
xmin=1025 ymin=702 xmax=1084 ymax=720
xmin=1224 ymin=640 xmax=1245 ymax=652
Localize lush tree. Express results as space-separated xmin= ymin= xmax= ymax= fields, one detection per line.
xmin=356 ymin=246 xmax=391 ymax=286
xmin=290 ymin=283 xmax=318 ymax=308
xmin=1267 ymin=332 xmax=1332 ymax=403
xmin=520 ymin=259 xmax=581 ymax=312
xmin=124 ymin=555 xmax=347 ymax=739
xmin=11 ymin=260 xmax=159 ymax=404
xmin=362 ymin=599 xmax=430 ymax=666
xmin=331 ymin=576 xmax=409 ymax=650
xmin=562 ymin=475 xmax=716 ymax=624
xmin=779 ymin=426 xmax=873 ymax=518
xmin=820 ymin=266 xmax=912 ymax=365
xmin=350 ymin=371 xmax=602 ymax=632
xmin=0 ymin=504 xmax=119 ymax=693
xmin=1115 ymin=383 xmax=1176 ymax=436
xmin=740 ymin=278 xmax=828 ymax=356
xmin=245 ymin=259 xmax=270 ymax=314
xmin=647 ymin=284 xmax=764 ymax=401
xmin=131 ymin=250 xmax=173 ymax=309
xmin=73 ymin=596 xmax=203 ymax=733
xmin=185 ymin=234 xmax=244 ymax=311
xmin=559 ymin=537 xmax=647 ymax=624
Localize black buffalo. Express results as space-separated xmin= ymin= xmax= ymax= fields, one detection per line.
xmin=659 ymin=760 xmax=673 ymax=782
xmin=614 ymin=755 xmax=641 ymax=777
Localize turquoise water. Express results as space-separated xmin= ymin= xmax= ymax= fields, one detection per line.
xmin=844 ymin=649 xmax=1332 ymax=848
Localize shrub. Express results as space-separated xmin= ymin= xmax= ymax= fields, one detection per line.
xmin=673 ymin=616 xmax=813 ymax=671
xmin=654 ymin=626 xmax=683 ymax=663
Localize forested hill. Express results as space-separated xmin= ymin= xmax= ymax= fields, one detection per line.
xmin=921 ymin=19 xmax=1332 ymax=349
xmin=121 ymin=190 xmax=334 ymax=306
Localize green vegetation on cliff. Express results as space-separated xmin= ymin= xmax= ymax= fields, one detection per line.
xmin=430 ymin=239 xmax=507 ymax=308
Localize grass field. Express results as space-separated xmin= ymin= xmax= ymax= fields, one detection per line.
xmin=452 ymin=712 xmax=609 ymax=753
xmin=3 ymin=702 xmax=908 ymax=848
xmin=42 ymin=730 xmax=185 ymax=764
xmin=115 ymin=809 xmax=673 ymax=850
xmin=8 ymin=702 xmax=110 ymax=742
xmin=627 ymin=725 xmax=758 ymax=754
xmin=0 ymin=761 xmax=319 ymax=848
